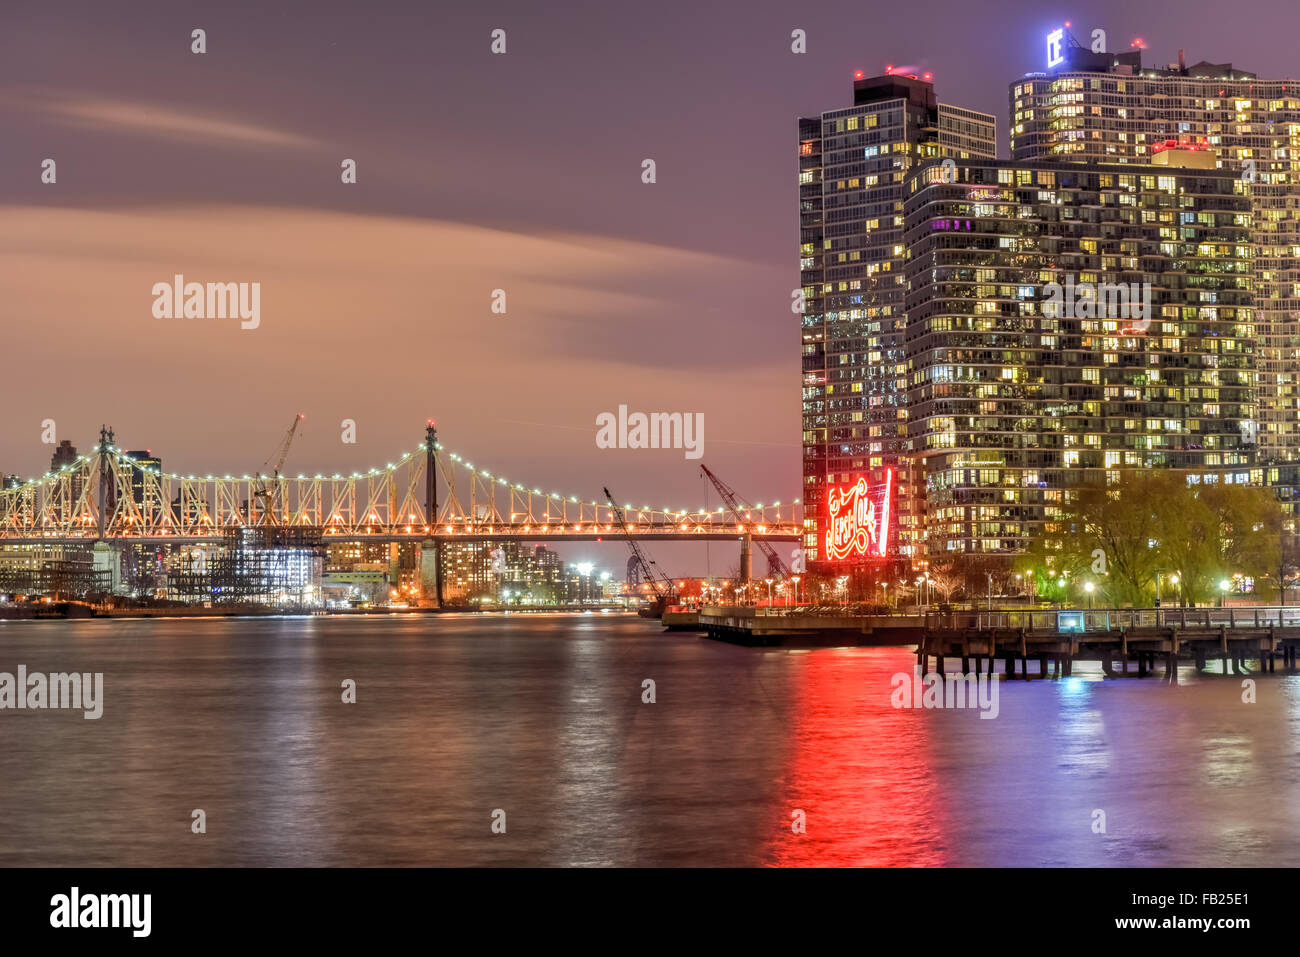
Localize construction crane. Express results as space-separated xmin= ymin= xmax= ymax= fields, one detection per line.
xmin=603 ymin=487 xmax=677 ymax=614
xmin=253 ymin=413 xmax=305 ymax=526
xmin=699 ymin=464 xmax=789 ymax=578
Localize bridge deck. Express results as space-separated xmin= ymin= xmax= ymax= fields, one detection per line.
xmin=0 ymin=530 xmax=798 ymax=546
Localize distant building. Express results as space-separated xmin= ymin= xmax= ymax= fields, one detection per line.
xmin=49 ymin=440 xmax=77 ymax=472
xmin=47 ymin=440 xmax=83 ymax=524
xmin=432 ymin=540 xmax=605 ymax=604
xmin=321 ymin=569 xmax=388 ymax=606
xmin=124 ymin=450 xmax=162 ymax=506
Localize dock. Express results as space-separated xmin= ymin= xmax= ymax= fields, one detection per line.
xmin=684 ymin=603 xmax=1300 ymax=677
xmin=919 ymin=606 xmax=1300 ymax=681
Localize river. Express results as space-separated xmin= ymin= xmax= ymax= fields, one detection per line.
xmin=1 ymin=612 xmax=1297 ymax=866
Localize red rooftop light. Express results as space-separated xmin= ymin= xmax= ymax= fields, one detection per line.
xmin=1152 ymin=136 xmax=1209 ymax=154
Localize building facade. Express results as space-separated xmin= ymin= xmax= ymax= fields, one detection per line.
xmin=904 ymin=157 xmax=1256 ymax=553
xmin=1010 ymin=39 xmax=1300 ymax=462
xmin=798 ymin=74 xmax=996 ymax=564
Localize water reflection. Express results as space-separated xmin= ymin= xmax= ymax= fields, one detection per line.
xmin=765 ymin=648 xmax=945 ymax=866
xmin=1 ymin=616 xmax=1298 ymax=866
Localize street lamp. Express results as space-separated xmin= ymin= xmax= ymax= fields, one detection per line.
xmin=1220 ymin=579 xmax=1231 ymax=608
xmin=791 ymin=576 xmax=801 ymax=605
xmin=1084 ymin=580 xmax=1094 ymax=609
xmin=764 ymin=578 xmax=773 ymax=604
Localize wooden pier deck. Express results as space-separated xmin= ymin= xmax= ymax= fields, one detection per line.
xmin=919 ymin=606 xmax=1300 ymax=682
xmin=690 ymin=603 xmax=1300 ymax=678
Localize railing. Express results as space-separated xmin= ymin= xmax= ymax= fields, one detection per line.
xmin=928 ymin=606 xmax=1300 ymax=634
xmin=728 ymin=603 xmax=926 ymax=619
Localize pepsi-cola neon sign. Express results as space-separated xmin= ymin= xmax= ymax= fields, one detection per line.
xmin=824 ymin=469 xmax=892 ymax=561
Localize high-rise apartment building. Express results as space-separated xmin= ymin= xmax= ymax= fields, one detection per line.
xmin=1010 ymin=34 xmax=1300 ymax=462
xmin=904 ymin=156 xmax=1257 ymax=553
xmin=798 ymin=74 xmax=995 ymax=563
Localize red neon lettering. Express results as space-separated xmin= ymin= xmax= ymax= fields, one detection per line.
xmin=824 ymin=469 xmax=891 ymax=560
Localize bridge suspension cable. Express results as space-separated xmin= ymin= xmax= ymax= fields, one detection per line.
xmin=0 ymin=428 xmax=801 ymax=543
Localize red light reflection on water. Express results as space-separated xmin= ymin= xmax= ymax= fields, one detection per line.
xmin=761 ymin=647 xmax=950 ymax=866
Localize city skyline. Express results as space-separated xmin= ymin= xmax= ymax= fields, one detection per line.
xmin=3 ymin=0 xmax=1300 ymax=899
xmin=7 ymin=4 xmax=1300 ymax=580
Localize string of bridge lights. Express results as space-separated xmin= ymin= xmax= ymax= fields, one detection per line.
xmin=2 ymin=443 xmax=798 ymax=520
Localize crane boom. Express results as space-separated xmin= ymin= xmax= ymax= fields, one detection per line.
xmin=699 ymin=464 xmax=789 ymax=577
xmin=267 ymin=413 xmax=305 ymax=480
xmin=603 ymin=487 xmax=676 ymax=600
xmin=253 ymin=413 xmax=305 ymax=526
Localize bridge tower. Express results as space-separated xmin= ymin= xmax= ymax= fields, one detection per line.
xmin=96 ymin=424 xmax=113 ymax=539
xmin=421 ymin=420 xmax=444 ymax=608
xmin=93 ymin=425 xmax=123 ymax=594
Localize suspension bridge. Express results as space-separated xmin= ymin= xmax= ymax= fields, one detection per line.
xmin=0 ymin=423 xmax=802 ymax=547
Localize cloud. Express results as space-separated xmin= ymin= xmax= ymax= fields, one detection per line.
xmin=0 ymin=204 xmax=798 ymax=495
xmin=0 ymin=90 xmax=319 ymax=150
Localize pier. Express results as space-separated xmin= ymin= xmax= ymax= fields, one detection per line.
xmin=919 ymin=606 xmax=1300 ymax=681
xmin=692 ymin=603 xmax=1300 ymax=678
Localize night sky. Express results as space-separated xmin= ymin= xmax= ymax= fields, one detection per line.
xmin=3 ymin=0 xmax=1296 ymax=573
